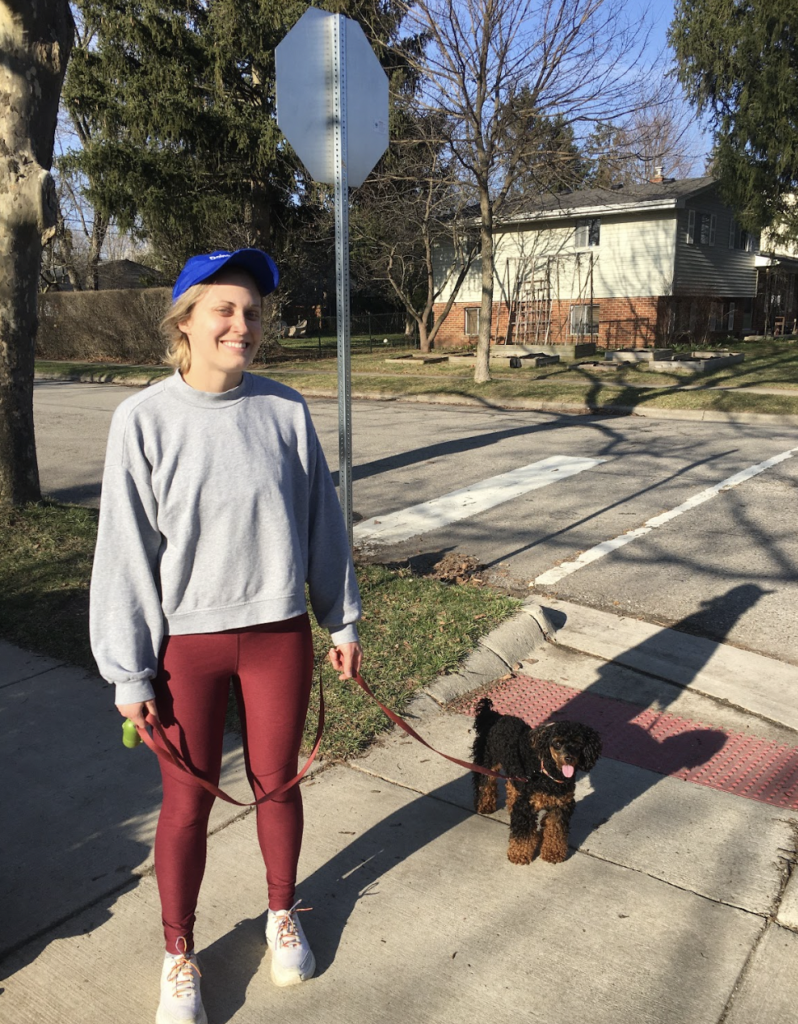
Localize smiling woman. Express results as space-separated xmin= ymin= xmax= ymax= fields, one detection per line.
xmin=89 ymin=247 xmax=363 ymax=1022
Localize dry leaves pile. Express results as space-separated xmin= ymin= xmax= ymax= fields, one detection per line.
xmin=427 ymin=552 xmax=486 ymax=586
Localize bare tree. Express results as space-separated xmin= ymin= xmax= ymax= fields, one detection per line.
xmin=0 ymin=0 xmax=74 ymax=505
xmin=394 ymin=0 xmax=650 ymax=381
xmin=587 ymin=81 xmax=703 ymax=186
xmin=352 ymin=113 xmax=478 ymax=351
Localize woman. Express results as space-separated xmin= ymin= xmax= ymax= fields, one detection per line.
xmin=90 ymin=248 xmax=362 ymax=1024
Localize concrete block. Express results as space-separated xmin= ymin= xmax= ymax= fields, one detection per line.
xmin=537 ymin=598 xmax=798 ymax=732
xmin=1 ymin=766 xmax=766 ymax=1024
xmin=478 ymin=607 xmax=548 ymax=667
xmin=424 ymin=644 xmax=508 ymax=704
xmin=723 ymin=924 xmax=798 ymax=1024
xmin=776 ymin=869 xmax=798 ymax=931
xmin=0 ymin=640 xmax=64 ymax=686
xmin=605 ymin=349 xmax=675 ymax=362
xmin=0 ymin=662 xmax=253 ymax=957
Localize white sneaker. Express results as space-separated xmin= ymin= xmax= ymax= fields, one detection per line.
xmin=265 ymin=901 xmax=316 ymax=986
xmin=156 ymin=942 xmax=208 ymax=1024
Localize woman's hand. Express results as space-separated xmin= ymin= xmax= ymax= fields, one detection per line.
xmin=328 ymin=641 xmax=363 ymax=680
xmin=117 ymin=699 xmax=159 ymax=728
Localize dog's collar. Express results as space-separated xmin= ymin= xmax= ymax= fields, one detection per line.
xmin=539 ymin=759 xmax=567 ymax=784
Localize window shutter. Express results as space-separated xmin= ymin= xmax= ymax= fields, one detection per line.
xmin=729 ymin=220 xmax=736 ymax=249
xmin=687 ymin=210 xmax=695 ymax=244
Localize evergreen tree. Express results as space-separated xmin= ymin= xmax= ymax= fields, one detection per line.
xmin=670 ymin=0 xmax=798 ymax=232
xmin=62 ymin=0 xmax=410 ymax=283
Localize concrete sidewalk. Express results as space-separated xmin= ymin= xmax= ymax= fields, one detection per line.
xmin=2 ymin=600 xmax=798 ymax=1023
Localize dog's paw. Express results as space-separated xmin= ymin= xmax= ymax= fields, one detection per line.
xmin=539 ymin=842 xmax=568 ymax=864
xmin=507 ymin=836 xmax=538 ymax=864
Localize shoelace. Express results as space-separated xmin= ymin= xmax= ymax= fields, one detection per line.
xmin=274 ymin=900 xmax=312 ymax=949
xmin=167 ymin=951 xmax=201 ymax=999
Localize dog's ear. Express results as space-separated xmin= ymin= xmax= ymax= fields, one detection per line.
xmin=576 ymin=725 xmax=602 ymax=771
xmin=529 ymin=725 xmax=553 ymax=761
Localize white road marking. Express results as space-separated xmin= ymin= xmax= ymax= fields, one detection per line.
xmin=353 ymin=455 xmax=605 ymax=547
xmin=534 ymin=445 xmax=798 ymax=587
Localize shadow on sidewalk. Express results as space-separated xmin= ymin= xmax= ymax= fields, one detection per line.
xmin=541 ymin=582 xmax=772 ymax=844
xmin=200 ymin=777 xmax=472 ymax=1022
xmin=0 ymin=668 xmax=160 ymax=976
xmin=199 ymin=584 xmax=774 ymax=1020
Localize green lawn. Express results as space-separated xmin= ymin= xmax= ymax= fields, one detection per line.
xmin=36 ymin=340 xmax=798 ymax=417
xmin=0 ymin=501 xmax=519 ymax=760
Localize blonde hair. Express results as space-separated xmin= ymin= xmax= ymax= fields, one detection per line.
xmin=161 ymin=282 xmax=213 ymax=375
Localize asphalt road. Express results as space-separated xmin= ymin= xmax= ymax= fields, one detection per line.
xmin=33 ymin=379 xmax=798 ymax=665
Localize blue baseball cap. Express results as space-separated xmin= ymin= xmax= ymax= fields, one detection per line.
xmin=172 ymin=248 xmax=280 ymax=301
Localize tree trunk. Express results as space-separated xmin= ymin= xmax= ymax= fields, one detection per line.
xmin=0 ymin=0 xmax=73 ymax=505
xmin=474 ymin=188 xmax=493 ymax=383
xmin=86 ymin=208 xmax=109 ymax=290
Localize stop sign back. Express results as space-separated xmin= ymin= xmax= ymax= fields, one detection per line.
xmin=276 ymin=8 xmax=389 ymax=188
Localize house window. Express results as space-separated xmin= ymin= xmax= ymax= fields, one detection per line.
xmin=727 ymin=302 xmax=735 ymax=332
xmin=464 ymin=307 xmax=480 ymax=336
xmin=700 ymin=213 xmax=716 ymax=246
xmin=729 ymin=220 xmax=758 ymax=251
xmin=687 ymin=210 xmax=716 ymax=246
xmin=575 ymin=218 xmax=600 ymax=247
xmin=570 ymin=304 xmax=599 ymax=336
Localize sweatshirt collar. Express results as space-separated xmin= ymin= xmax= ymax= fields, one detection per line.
xmin=169 ymin=369 xmax=252 ymax=407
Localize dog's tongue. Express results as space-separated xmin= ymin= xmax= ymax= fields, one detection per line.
xmin=562 ymin=764 xmax=575 ymax=778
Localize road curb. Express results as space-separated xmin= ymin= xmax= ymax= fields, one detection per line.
xmin=408 ymin=600 xmax=555 ymax=716
xmin=35 ymin=372 xmax=798 ymax=425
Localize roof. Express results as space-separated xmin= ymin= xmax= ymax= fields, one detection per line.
xmin=496 ymin=176 xmax=717 ymax=225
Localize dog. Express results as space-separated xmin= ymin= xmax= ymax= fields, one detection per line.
xmin=471 ymin=697 xmax=601 ymax=864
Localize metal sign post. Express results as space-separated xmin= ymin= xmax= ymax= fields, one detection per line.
xmin=276 ymin=10 xmax=388 ymax=547
xmin=332 ymin=14 xmax=353 ymax=547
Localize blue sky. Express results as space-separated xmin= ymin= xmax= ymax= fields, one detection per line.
xmin=628 ymin=0 xmax=713 ymax=171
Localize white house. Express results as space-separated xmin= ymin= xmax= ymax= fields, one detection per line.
xmin=432 ymin=175 xmax=780 ymax=349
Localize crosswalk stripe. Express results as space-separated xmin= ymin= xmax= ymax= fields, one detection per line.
xmin=534 ymin=445 xmax=798 ymax=586
xmin=353 ymin=455 xmax=606 ymax=547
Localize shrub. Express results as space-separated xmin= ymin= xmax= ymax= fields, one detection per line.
xmin=36 ymin=288 xmax=285 ymax=364
xmin=37 ymin=288 xmax=172 ymax=364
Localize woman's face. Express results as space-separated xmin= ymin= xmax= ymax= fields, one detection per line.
xmin=178 ymin=269 xmax=263 ymax=390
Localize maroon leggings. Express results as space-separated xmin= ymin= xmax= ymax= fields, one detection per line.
xmin=152 ymin=615 xmax=314 ymax=955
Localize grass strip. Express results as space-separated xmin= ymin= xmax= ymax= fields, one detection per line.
xmin=0 ymin=502 xmax=518 ymax=760
xmin=36 ymin=341 xmax=798 ymax=416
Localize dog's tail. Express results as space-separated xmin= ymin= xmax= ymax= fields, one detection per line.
xmin=471 ymin=697 xmax=501 ymax=766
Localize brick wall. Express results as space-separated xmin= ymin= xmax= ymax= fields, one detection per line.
xmin=432 ymin=296 xmax=669 ymax=349
xmin=430 ymin=294 xmax=773 ymax=349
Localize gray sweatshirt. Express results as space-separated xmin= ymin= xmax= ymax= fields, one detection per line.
xmin=90 ymin=371 xmax=361 ymax=705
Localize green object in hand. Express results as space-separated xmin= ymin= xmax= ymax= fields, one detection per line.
xmin=122 ymin=718 xmax=142 ymax=749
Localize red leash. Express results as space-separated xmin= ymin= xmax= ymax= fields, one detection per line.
xmin=350 ymin=673 xmax=526 ymax=782
xmin=134 ymin=679 xmax=326 ymax=807
xmin=133 ymin=670 xmax=523 ymax=802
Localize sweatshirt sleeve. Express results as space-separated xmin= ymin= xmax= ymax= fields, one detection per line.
xmin=304 ymin=412 xmax=362 ymax=645
xmin=89 ymin=406 xmax=165 ymax=705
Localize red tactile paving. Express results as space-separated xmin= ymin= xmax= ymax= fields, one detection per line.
xmin=464 ymin=675 xmax=798 ymax=809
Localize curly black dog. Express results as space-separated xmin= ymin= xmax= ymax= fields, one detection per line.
xmin=471 ymin=697 xmax=601 ymax=864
